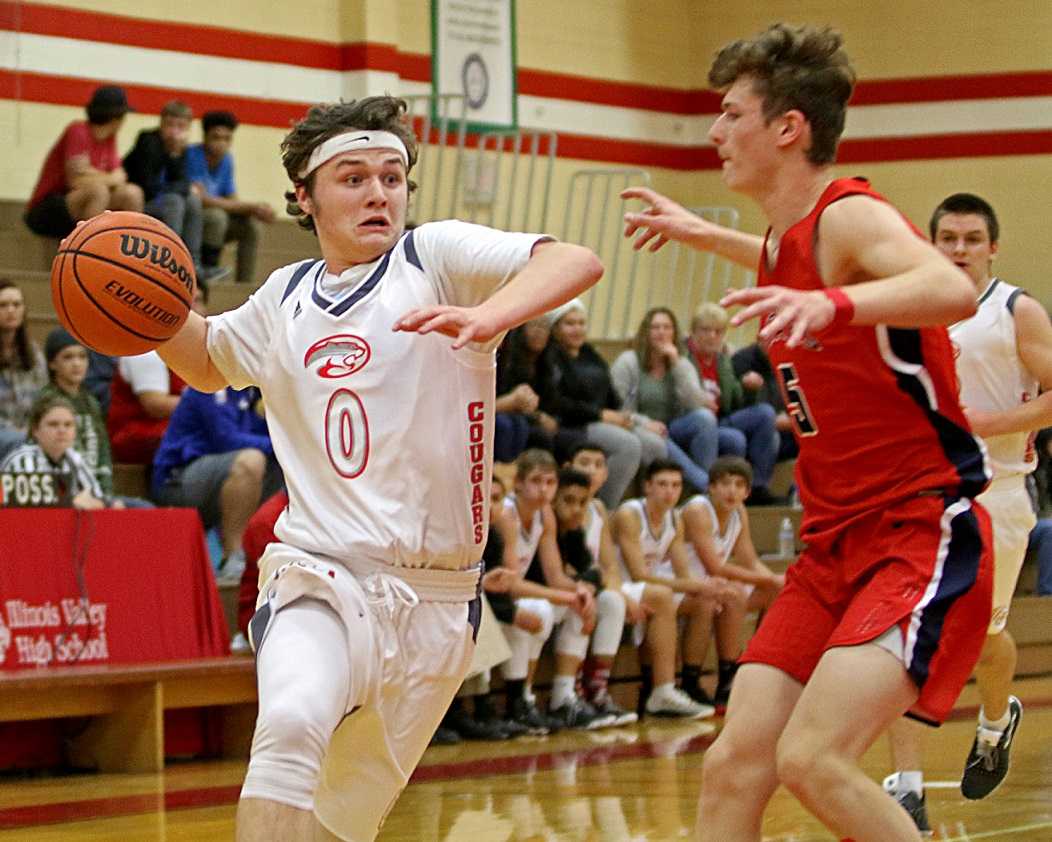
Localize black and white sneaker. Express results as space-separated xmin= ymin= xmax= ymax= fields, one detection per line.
xmin=882 ymin=775 xmax=931 ymax=836
xmin=961 ymin=696 xmax=1023 ymax=800
xmin=591 ymin=695 xmax=638 ymax=727
xmin=548 ymin=697 xmax=615 ymax=730
xmin=508 ymin=697 xmax=551 ymax=736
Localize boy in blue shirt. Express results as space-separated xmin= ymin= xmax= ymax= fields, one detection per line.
xmin=185 ymin=111 xmax=276 ymax=284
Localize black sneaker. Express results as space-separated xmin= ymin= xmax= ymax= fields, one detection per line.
xmin=961 ymin=696 xmax=1023 ymax=800
xmin=445 ymin=708 xmax=511 ymax=741
xmin=896 ymin=790 xmax=931 ymax=835
xmin=429 ymin=725 xmax=461 ymax=746
xmin=493 ymin=717 xmax=530 ymax=739
xmin=548 ymin=697 xmax=614 ymax=730
xmin=508 ymin=697 xmax=551 ymax=736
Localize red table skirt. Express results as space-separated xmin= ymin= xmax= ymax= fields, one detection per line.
xmin=0 ymin=508 xmax=231 ymax=767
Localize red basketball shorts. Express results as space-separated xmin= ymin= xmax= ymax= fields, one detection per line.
xmin=741 ymin=494 xmax=992 ymax=724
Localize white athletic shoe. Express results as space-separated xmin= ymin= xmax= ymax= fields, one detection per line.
xmin=645 ymin=685 xmax=715 ymax=719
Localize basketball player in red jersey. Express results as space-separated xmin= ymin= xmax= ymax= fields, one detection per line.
xmin=622 ymin=24 xmax=992 ymax=842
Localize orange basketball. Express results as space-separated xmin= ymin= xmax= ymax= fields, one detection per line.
xmin=50 ymin=211 xmax=195 ymax=356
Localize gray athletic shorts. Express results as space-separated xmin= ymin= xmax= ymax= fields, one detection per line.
xmin=153 ymin=450 xmax=283 ymax=528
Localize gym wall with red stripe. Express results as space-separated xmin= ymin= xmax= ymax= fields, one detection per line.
xmin=2 ymin=0 xmax=1050 ymax=298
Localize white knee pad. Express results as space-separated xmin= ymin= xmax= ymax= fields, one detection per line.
xmin=590 ymin=589 xmax=627 ymax=657
xmin=555 ymin=609 xmax=590 ymax=661
xmin=500 ymin=623 xmax=532 ymax=681
xmin=242 ymin=599 xmax=351 ymax=811
xmin=528 ymin=600 xmax=556 ymax=661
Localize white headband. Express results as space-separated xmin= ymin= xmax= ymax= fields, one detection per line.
xmin=298 ymin=130 xmax=409 ymax=180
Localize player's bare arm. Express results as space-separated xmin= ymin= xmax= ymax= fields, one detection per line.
xmin=682 ymin=502 xmax=770 ymax=587
xmin=595 ymin=512 xmax=647 ymax=623
xmin=620 ymin=186 xmax=763 ymax=268
xmin=668 ymin=523 xmax=727 ymax=602
xmin=732 ymin=508 xmax=783 ymax=588
xmin=538 ymin=507 xmax=597 ymax=625
xmin=614 ymin=508 xmax=701 ymax=596
xmin=724 ymin=195 xmax=977 ymax=346
xmin=393 ymin=240 xmax=602 ymax=349
xmin=157 ymin=312 xmax=229 ymax=393
xmin=967 ymin=295 xmax=1052 ymax=437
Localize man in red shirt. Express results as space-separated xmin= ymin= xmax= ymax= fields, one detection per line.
xmin=24 ymin=85 xmax=144 ymax=237
xmin=622 ymin=23 xmax=992 ymax=842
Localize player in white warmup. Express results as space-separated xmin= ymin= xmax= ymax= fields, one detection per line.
xmin=884 ymin=193 xmax=1052 ymax=832
xmin=154 ymin=96 xmax=602 ymax=842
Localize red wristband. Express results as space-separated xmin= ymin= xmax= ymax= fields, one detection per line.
xmin=822 ymin=287 xmax=855 ymax=327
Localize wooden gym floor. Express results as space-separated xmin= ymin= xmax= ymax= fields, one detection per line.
xmin=1 ymin=676 xmax=1050 ymax=841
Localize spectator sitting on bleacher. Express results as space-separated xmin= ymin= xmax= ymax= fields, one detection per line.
xmin=495 ymin=318 xmax=568 ymax=462
xmin=151 ymin=384 xmax=282 ymax=584
xmin=24 ymin=85 xmax=143 ymax=238
xmin=1 ymin=394 xmax=121 ymax=509
xmin=535 ymin=298 xmax=644 ymax=507
xmin=186 ymin=110 xmax=275 ymax=285
xmin=39 ymin=328 xmax=113 ymax=496
xmin=438 ymin=473 xmax=533 ymax=742
xmin=0 ymin=280 xmax=47 ymax=459
xmin=731 ymin=341 xmax=799 ymax=463
xmin=552 ymin=466 xmax=637 ymax=726
xmin=496 ymin=449 xmax=598 ymax=734
xmin=123 ymin=100 xmax=228 ymax=286
xmin=567 ymin=441 xmax=681 ymax=720
xmin=107 ymin=285 xmax=207 ymax=464
xmin=40 ymin=328 xmax=152 ymax=509
xmin=611 ymin=307 xmax=720 ymax=494
xmin=685 ymin=303 xmax=780 ymax=505
xmin=612 ymin=460 xmax=739 ymax=718
xmin=680 ymin=456 xmax=784 ymax=708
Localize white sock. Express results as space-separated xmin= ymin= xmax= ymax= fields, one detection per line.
xmin=551 ymin=675 xmax=577 ymax=708
xmin=651 ymin=682 xmax=675 ymax=699
xmin=980 ymin=706 xmax=1011 ymax=734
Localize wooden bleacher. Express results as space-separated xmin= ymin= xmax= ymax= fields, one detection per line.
xmin=0 ymin=657 xmax=257 ymax=772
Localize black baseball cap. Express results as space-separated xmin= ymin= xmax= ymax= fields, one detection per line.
xmin=86 ymin=85 xmax=132 ymax=122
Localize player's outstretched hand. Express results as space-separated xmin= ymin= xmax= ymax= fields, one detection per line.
xmin=393 ymin=305 xmax=501 ymax=350
xmin=621 ymin=186 xmax=707 ymax=253
xmin=721 ymin=286 xmax=837 ymax=348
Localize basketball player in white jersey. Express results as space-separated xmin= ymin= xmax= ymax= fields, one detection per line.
xmin=496 ymin=448 xmax=599 ymax=732
xmin=681 ymin=455 xmax=784 ymax=709
xmin=885 ymin=193 xmax=1052 ymax=831
xmin=153 ymin=96 xmax=602 ymax=842
xmin=613 ymin=459 xmax=738 ymax=717
xmin=552 ymin=467 xmax=636 ymax=726
xmin=567 ymin=442 xmax=698 ymax=719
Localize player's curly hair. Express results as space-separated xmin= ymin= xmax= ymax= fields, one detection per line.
xmin=708 ymin=23 xmax=856 ymax=165
xmin=281 ymin=96 xmax=419 ymax=234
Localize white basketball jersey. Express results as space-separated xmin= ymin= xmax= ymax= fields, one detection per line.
xmin=681 ymin=495 xmax=741 ymax=579
xmin=584 ymin=499 xmax=604 ymax=566
xmin=950 ymin=278 xmax=1038 ymax=480
xmin=207 ymin=220 xmax=546 ymax=571
xmin=618 ymin=498 xmax=677 ymax=581
xmin=503 ymin=494 xmax=544 ymax=575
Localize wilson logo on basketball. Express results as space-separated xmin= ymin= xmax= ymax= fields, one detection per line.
xmin=303 ymin=334 xmax=372 ymax=379
xmin=118 ymin=234 xmax=194 ymax=293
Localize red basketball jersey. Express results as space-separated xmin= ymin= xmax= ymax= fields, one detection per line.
xmin=758 ymin=177 xmax=989 ymax=541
